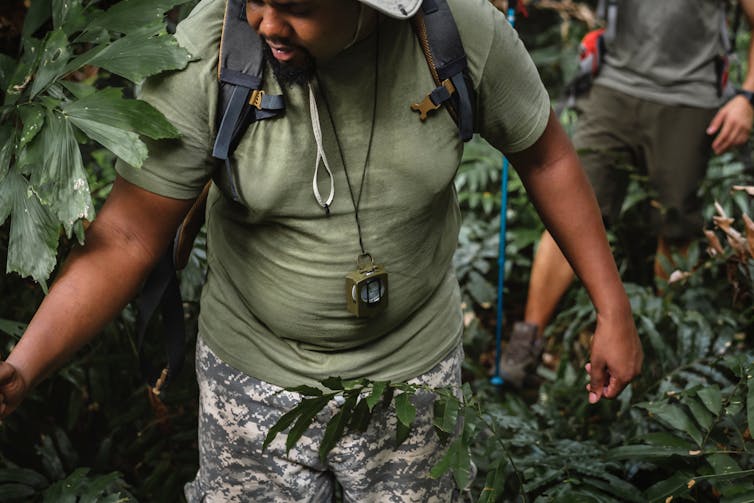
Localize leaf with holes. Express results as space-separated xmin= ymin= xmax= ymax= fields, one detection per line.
xmin=30 ymin=29 xmax=71 ymax=98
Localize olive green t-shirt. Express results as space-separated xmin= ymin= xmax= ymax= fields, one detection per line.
xmin=597 ymin=0 xmax=725 ymax=108
xmin=117 ymin=0 xmax=550 ymax=387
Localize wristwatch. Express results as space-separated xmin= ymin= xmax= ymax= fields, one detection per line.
xmin=735 ymin=88 xmax=754 ymax=106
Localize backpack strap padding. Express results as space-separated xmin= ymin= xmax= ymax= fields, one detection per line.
xmin=212 ymin=0 xmax=285 ymax=204
xmin=411 ymin=0 xmax=475 ymax=141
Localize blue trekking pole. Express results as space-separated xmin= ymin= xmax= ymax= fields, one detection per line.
xmin=491 ymin=0 xmax=517 ymax=386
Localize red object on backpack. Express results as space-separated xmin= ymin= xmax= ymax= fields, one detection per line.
xmin=579 ymin=28 xmax=605 ymax=78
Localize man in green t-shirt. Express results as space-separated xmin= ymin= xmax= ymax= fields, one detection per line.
xmin=0 ymin=0 xmax=642 ymax=499
xmin=500 ymin=0 xmax=754 ymax=389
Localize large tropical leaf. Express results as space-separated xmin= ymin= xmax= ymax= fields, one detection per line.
xmin=62 ymin=87 xmax=180 ymax=140
xmin=0 ymin=124 xmax=14 ymax=184
xmin=68 ymin=117 xmax=148 ymax=169
xmin=0 ymin=170 xmax=59 ymax=283
xmin=33 ymin=110 xmax=93 ymax=237
xmin=52 ymin=0 xmax=82 ymax=30
xmin=17 ymin=104 xmax=45 ymax=150
xmin=85 ymin=30 xmax=193 ymax=83
xmin=30 ymin=29 xmax=71 ymax=98
xmin=87 ymin=0 xmax=194 ymax=35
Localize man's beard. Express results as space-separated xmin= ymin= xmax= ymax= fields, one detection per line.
xmin=262 ymin=42 xmax=316 ymax=88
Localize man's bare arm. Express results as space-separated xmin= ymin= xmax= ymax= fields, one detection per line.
xmin=0 ymin=176 xmax=195 ymax=417
xmin=507 ymin=110 xmax=643 ymax=402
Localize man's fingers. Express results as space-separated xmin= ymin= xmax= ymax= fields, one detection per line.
xmin=713 ymin=120 xmax=735 ymax=154
xmin=706 ymin=111 xmax=723 ymax=135
xmin=603 ymin=373 xmax=625 ymax=399
xmin=587 ymin=360 xmax=607 ymax=404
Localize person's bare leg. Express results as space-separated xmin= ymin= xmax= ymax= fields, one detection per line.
xmin=498 ymin=230 xmax=575 ymax=387
xmin=524 ymin=230 xmax=576 ymax=336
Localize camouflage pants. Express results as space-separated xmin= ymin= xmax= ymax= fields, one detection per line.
xmin=184 ymin=337 xmax=467 ymax=502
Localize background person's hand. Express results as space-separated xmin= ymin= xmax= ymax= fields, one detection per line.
xmin=585 ymin=311 xmax=643 ymax=404
xmin=707 ymin=94 xmax=754 ymax=154
xmin=0 ymin=361 xmax=28 ymax=419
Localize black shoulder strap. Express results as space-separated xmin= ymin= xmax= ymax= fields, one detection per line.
xmin=211 ymin=0 xmax=285 ymax=204
xmin=410 ymin=0 xmax=475 ymax=141
xmin=135 ymin=0 xmax=285 ymax=396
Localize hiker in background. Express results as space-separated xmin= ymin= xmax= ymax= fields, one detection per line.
xmin=0 ymin=0 xmax=642 ymax=499
xmin=499 ymin=0 xmax=754 ymax=389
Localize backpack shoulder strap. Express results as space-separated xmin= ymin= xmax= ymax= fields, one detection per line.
xmin=410 ymin=0 xmax=475 ymax=141
xmin=135 ymin=0 xmax=286 ymax=396
xmin=212 ymin=0 xmax=285 ymax=203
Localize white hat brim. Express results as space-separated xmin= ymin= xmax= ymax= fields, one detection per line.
xmin=357 ymin=0 xmax=422 ymax=19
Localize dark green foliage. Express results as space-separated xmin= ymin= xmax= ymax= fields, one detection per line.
xmin=0 ymin=0 xmax=191 ymax=284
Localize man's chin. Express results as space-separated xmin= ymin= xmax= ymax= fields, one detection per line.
xmin=263 ymin=43 xmax=315 ymax=87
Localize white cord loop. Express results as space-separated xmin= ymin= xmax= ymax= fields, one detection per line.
xmin=308 ymin=84 xmax=335 ymax=213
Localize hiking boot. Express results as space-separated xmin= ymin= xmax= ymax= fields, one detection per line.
xmin=497 ymin=321 xmax=544 ymax=389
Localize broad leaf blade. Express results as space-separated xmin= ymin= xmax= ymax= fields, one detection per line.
xmin=87 ymin=31 xmax=192 ymax=83
xmin=18 ymin=104 xmax=45 ymax=149
xmin=262 ymin=407 xmax=303 ymax=452
xmin=285 ymin=396 xmax=329 ymax=454
xmin=395 ymin=392 xmax=416 ymax=427
xmin=2 ymin=170 xmax=59 ymax=283
xmin=477 ymin=458 xmax=509 ymax=503
xmin=639 ymin=402 xmax=704 ymax=446
xmin=433 ymin=394 xmax=460 ymax=435
xmin=52 ymin=0 xmax=82 ymax=30
xmin=5 ymin=63 xmax=32 ymax=106
xmin=429 ymin=437 xmax=471 ymax=490
xmin=682 ymin=396 xmax=714 ymax=431
xmin=644 ymin=472 xmax=693 ymax=503
xmin=605 ymin=443 xmax=697 ymax=460
xmin=396 ymin=420 xmax=411 ymax=446
xmin=697 ymin=385 xmax=722 ymax=416
xmin=34 ymin=110 xmax=94 ymax=237
xmin=0 ymin=124 xmax=14 ymax=185
xmin=30 ymin=29 xmax=71 ymax=98
xmin=88 ymin=0 xmax=193 ymax=34
xmin=348 ymin=397 xmax=373 ymax=433
xmin=62 ymin=87 xmax=180 ymax=140
xmin=366 ymin=381 xmax=387 ymax=411
xmin=318 ymin=393 xmax=357 ymax=462
xmin=68 ymin=116 xmax=148 ymax=169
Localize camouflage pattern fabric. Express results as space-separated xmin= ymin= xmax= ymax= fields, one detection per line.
xmin=184 ymin=337 xmax=468 ymax=502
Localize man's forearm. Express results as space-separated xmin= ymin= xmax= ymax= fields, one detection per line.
xmin=5 ymin=176 xmax=194 ymax=390
xmin=6 ymin=222 xmax=161 ymax=389
xmin=508 ymin=111 xmax=630 ymax=317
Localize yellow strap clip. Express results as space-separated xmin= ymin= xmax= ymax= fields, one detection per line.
xmin=410 ymin=79 xmax=456 ymax=121
xmin=249 ymin=89 xmax=265 ymax=110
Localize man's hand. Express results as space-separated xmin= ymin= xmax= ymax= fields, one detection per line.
xmin=707 ymin=94 xmax=754 ymax=155
xmin=0 ymin=361 xmax=28 ymax=419
xmin=585 ymin=311 xmax=643 ymax=404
